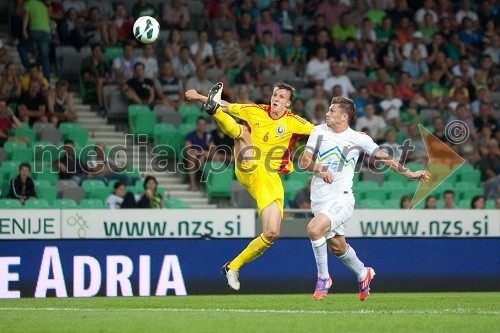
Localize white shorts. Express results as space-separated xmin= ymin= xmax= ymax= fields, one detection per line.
xmin=311 ymin=197 xmax=354 ymax=239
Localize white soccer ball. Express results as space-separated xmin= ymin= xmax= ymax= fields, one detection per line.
xmin=133 ymin=16 xmax=160 ymax=44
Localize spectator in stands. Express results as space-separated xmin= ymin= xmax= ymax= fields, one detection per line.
xmin=9 ymin=0 xmax=24 ymax=46
xmin=47 ymin=79 xmax=78 ymax=126
xmin=0 ymin=39 xmax=12 ymax=71
xmin=338 ymin=38 xmax=362 ymax=72
xmin=331 ymin=11 xmax=356 ymax=42
xmin=215 ymin=30 xmax=244 ymax=72
xmin=292 ymin=99 xmax=306 ymax=118
xmin=480 ymin=139 xmax=499 ymax=200
xmin=315 ymin=0 xmax=348 ymax=28
xmin=137 ymin=44 xmax=159 ymax=80
xmin=219 ymin=75 xmax=235 ymax=102
xmin=483 ymin=36 xmax=499 ymax=67
xmin=311 ymin=103 xmax=327 ymax=125
xmin=425 ymin=195 xmax=437 ymax=209
xmin=305 ymin=47 xmax=331 ymax=87
xmin=21 ymin=63 xmax=49 ymax=97
xmin=17 ymin=80 xmax=48 ymax=126
xmin=256 ymin=9 xmax=281 ymax=43
xmin=112 ymin=42 xmax=137 ymax=85
xmin=365 ymin=0 xmax=387 ymax=26
xmin=294 ymin=177 xmax=312 ymax=209
xmin=309 ymin=29 xmax=338 ymax=61
xmin=355 ymin=103 xmax=386 ymax=142
xmin=474 ymin=102 xmax=498 ymax=136
xmin=162 ymin=0 xmax=189 ymax=30
xmin=358 ymin=40 xmax=379 ymax=73
xmin=458 ymin=17 xmax=483 ymax=56
xmin=235 ymin=52 xmax=264 ymax=86
xmin=80 ymin=42 xmax=111 ymax=113
xmin=447 ymin=104 xmax=476 ymax=141
xmin=419 ymin=13 xmax=439 ymax=44
xmin=379 ymin=36 xmax=404 ymax=73
xmin=470 ymin=195 xmax=485 ymax=209
xmin=380 ymin=83 xmax=402 ymax=130
xmin=0 ymin=62 xmax=22 ymax=104
xmin=255 ymin=83 xmax=272 ymax=104
xmin=357 ymin=18 xmax=377 ymax=43
xmin=0 ymin=99 xmax=24 ymax=146
xmin=322 ymin=61 xmax=355 ymax=99
xmin=432 ymin=116 xmax=447 ymax=143
xmin=273 ymin=0 xmax=295 ymax=34
xmin=402 ymin=48 xmax=429 ymax=86
xmin=184 ymin=117 xmax=210 ymax=191
xmin=7 ymin=162 xmax=37 ymax=205
xmin=496 ymin=197 xmax=500 ymax=210
xmin=375 ymin=16 xmax=394 ymax=46
xmin=162 ymin=29 xmax=182 ymax=62
xmin=210 ymin=2 xmax=236 ymax=40
xmin=86 ymin=143 xmax=134 ymax=186
xmin=282 ymin=34 xmax=307 ymax=76
xmin=352 ymin=86 xmax=373 ymax=118
xmin=185 ymin=65 xmax=213 ymax=97
xmin=388 ymin=0 xmax=412 ymax=27
xmin=455 ymin=0 xmax=478 ymax=25
xmin=190 ymin=31 xmax=216 ymax=68
xmin=235 ymin=0 xmax=259 ymax=21
xmin=122 ymin=62 xmax=155 ymax=106
xmin=84 ymin=6 xmax=111 ymax=46
xmin=171 ymin=46 xmax=196 ymax=82
xmin=132 ymin=0 xmax=158 ymax=20
xmin=479 ymin=55 xmax=498 ymax=91
xmin=442 ymin=190 xmax=456 ymax=209
xmin=155 ymin=61 xmax=184 ymax=109
xmin=380 ymin=129 xmax=402 ymax=161
xmin=106 ymin=181 xmax=128 ymax=209
xmin=110 ymin=3 xmax=134 ymax=44
xmin=255 ymin=30 xmax=281 ymax=74
xmin=304 ymin=14 xmax=328 ymax=53
xmin=400 ymin=194 xmax=411 ymax=209
xmin=423 ymin=68 xmax=447 ymax=111
xmin=305 ymin=84 xmax=329 ymax=120
xmin=87 ymin=0 xmax=113 ymax=20
xmin=55 ymin=139 xmax=89 ymax=185
xmin=18 ymin=0 xmax=51 ymax=80
xmin=236 ymin=11 xmax=256 ymax=54
xmin=58 ymin=8 xmax=86 ymax=50
xmin=368 ymin=67 xmax=397 ymax=101
xmin=414 ymin=0 xmax=437 ymax=27
xmin=209 ymin=122 xmax=234 ymax=163
xmin=402 ymin=32 xmax=428 ymax=60
xmin=451 ymin=56 xmax=475 ymax=82
xmin=406 ymin=124 xmax=427 ymax=164
xmin=62 ymin=0 xmax=87 ymax=18
xmin=137 ymin=175 xmax=164 ymax=208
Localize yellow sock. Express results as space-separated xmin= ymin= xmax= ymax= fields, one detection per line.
xmin=213 ymin=108 xmax=242 ymax=139
xmin=228 ymin=234 xmax=272 ymax=271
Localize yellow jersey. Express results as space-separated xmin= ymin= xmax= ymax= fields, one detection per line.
xmin=228 ymin=103 xmax=314 ymax=174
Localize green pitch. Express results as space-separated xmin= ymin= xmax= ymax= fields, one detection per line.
xmin=1 ymin=293 xmax=498 ymax=333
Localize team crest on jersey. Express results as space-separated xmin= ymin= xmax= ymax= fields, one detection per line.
xmin=276 ymin=125 xmax=285 ymax=137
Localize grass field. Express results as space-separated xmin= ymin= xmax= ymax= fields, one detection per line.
xmin=1 ymin=293 xmax=498 ymax=333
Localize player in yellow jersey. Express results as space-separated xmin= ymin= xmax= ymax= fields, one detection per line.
xmin=186 ymin=82 xmax=314 ymax=290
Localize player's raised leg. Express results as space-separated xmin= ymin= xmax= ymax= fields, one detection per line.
xmin=307 ymin=213 xmax=332 ymax=299
xmin=203 ymin=82 xmax=243 ymax=139
xmin=327 ymin=236 xmax=375 ymax=301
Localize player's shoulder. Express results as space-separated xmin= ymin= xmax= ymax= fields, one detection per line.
xmin=287 ymin=110 xmax=309 ymax=123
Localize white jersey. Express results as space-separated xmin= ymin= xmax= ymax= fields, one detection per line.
xmin=305 ymin=125 xmax=379 ymax=204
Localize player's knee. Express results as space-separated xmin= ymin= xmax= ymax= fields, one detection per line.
xmin=263 ymin=230 xmax=280 ymax=242
xmin=307 ymin=221 xmax=322 ymax=238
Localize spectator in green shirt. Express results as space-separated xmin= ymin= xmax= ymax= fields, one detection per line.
xmin=365 ymin=0 xmax=387 ymax=27
xmin=375 ymin=16 xmax=395 ymax=46
xmin=132 ymin=0 xmax=158 ymax=21
xmin=331 ymin=12 xmax=356 ymax=42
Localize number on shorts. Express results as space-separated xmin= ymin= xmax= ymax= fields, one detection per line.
xmin=329 ymin=201 xmax=343 ymax=214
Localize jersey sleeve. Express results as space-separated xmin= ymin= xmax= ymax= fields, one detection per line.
xmin=305 ymin=126 xmax=320 ymax=154
xmin=227 ymin=103 xmax=251 ymax=121
xmin=359 ymin=132 xmax=380 ymax=156
xmin=289 ymin=113 xmax=315 ymax=136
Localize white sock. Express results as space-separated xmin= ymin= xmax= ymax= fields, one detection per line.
xmin=311 ymin=237 xmax=329 ymax=278
xmin=337 ymin=244 xmax=367 ymax=281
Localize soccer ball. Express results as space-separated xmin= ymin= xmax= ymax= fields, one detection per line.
xmin=133 ymin=16 xmax=160 ymax=44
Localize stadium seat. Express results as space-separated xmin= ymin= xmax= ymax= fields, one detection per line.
xmin=153 ymin=105 xmax=180 ymax=125
xmin=458 ymin=199 xmax=471 ymax=209
xmin=10 ymin=147 xmax=32 ymax=163
xmin=105 ymin=46 xmax=124 ymax=63
xmin=1 ymin=161 xmax=21 ymax=183
xmin=485 ymin=200 xmax=495 ymax=209
xmin=384 ymin=199 xmax=401 ymax=209
xmin=62 ymin=187 xmax=86 ymax=204
xmin=286 ymin=171 xmax=311 ymax=186
xmin=387 ymin=188 xmax=412 ymax=200
xmin=362 ymin=187 xmax=387 ymax=201
xmin=59 ymin=123 xmax=83 ymax=135
xmin=0 ymin=147 xmax=7 ymax=164
xmin=87 ymin=187 xmax=113 ymax=201
xmin=24 ymin=199 xmax=50 ymax=209
xmin=457 ymin=169 xmax=482 ymax=185
xmin=179 ymin=104 xmax=203 ymax=124
xmin=4 ymin=141 xmax=28 ymax=159
xmin=384 ymin=171 xmax=407 ymax=183
xmin=36 ymin=185 xmax=57 ymax=203
xmin=35 ymin=179 xmax=54 ymax=189
xmin=282 ymin=179 xmax=305 ymax=202
xmin=33 ymin=170 xmax=59 ymax=184
xmin=52 ymin=199 xmax=78 ymax=208
xmin=206 ymin=163 xmax=235 ymax=198
xmin=0 ymin=199 xmax=22 ymax=209
xmin=460 ymin=188 xmax=484 ymax=201
xmin=10 ymin=128 xmax=35 ymax=147
xmin=128 ymin=104 xmax=151 ymax=132
xmin=79 ymin=199 xmax=105 ymax=208
xmin=382 ymin=181 xmax=405 ymax=190
xmin=153 ymin=124 xmax=180 ymax=158
xmin=64 ymin=128 xmax=89 ymax=147
xmin=361 ymin=199 xmax=383 ymax=208
xmin=81 ymin=179 xmax=107 ymax=193
xmin=164 ymin=198 xmax=190 ymax=208
xmin=454 ymin=182 xmax=480 ymax=200
xmin=79 ymin=75 xmax=97 ymax=103
xmin=55 ymin=179 xmax=79 ymax=197
xmin=39 ymin=128 xmax=62 ymax=145
xmin=133 ymin=111 xmax=157 ymax=138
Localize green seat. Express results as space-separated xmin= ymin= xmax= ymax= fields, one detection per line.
xmin=133 ymin=111 xmax=156 ymax=137
xmin=457 ymin=169 xmax=481 ymax=185
xmin=178 ymin=123 xmax=196 ymax=139
xmin=362 ymin=187 xmax=386 ymax=200
xmin=59 ymin=123 xmax=83 ymax=135
xmin=1 ymin=161 xmax=21 ymax=182
xmin=128 ymin=104 xmax=152 ymax=133
xmin=282 ymin=179 xmax=305 ymax=202
xmin=384 ymin=199 xmax=401 ymax=209
xmin=286 ymin=171 xmax=311 ymax=186
xmin=458 ymin=199 xmax=471 ymax=209
xmin=36 ymin=185 xmax=57 ymax=203
xmin=0 ymin=199 xmax=22 ymax=208
xmin=4 ymin=141 xmax=28 ymax=159
xmin=455 ymin=163 xmax=475 ymax=173
xmin=88 ymin=187 xmax=113 ymax=201
xmin=10 ymin=127 xmax=35 ymax=146
xmin=1 ymin=181 xmax=11 ymax=197
xmin=361 ymin=199 xmax=383 ymax=208
xmin=32 ymin=141 xmax=61 ymax=163
xmin=79 ymin=199 xmax=105 ymax=208
xmin=79 ymin=75 xmax=97 ymax=103
xmin=226 ymin=67 xmax=241 ymax=86
xmin=153 ymin=123 xmax=176 ymax=144
xmin=454 ymin=182 xmax=480 ymax=200
xmin=34 ymin=180 xmax=51 ymax=188
xmin=485 ymin=200 xmax=495 ymax=209
xmin=384 ymin=171 xmax=407 ymax=183
xmin=164 ymin=198 xmax=190 ymax=208
xmin=105 ymin=46 xmax=123 ymax=63
xmin=81 ymin=179 xmax=107 ymax=193
xmin=206 ymin=163 xmax=235 ymax=198
xmin=10 ymin=147 xmax=32 ymax=163
xmin=405 ymin=162 xmax=426 ymax=171
xmin=65 ymin=128 xmax=89 ymax=147
xmin=460 ymin=188 xmax=484 ymax=201
xmin=405 ymin=181 xmax=419 ymax=192
xmin=33 ymin=170 xmax=58 ymax=183
xmin=382 ymin=181 xmax=405 ymax=190
xmin=24 ymin=199 xmax=50 ymax=209
xmin=52 ymin=199 xmax=78 ymax=208
xmin=179 ymin=105 xmax=203 ymax=124
xmin=387 ymin=188 xmax=412 ymax=200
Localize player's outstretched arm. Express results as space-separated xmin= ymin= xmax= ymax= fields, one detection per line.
xmin=299 ymin=150 xmax=333 ymax=184
xmin=184 ymin=89 xmax=230 ymax=112
xmin=374 ymin=150 xmax=431 ymax=182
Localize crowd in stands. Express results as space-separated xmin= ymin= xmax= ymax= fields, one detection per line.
xmin=0 ymin=0 xmax=498 ymax=209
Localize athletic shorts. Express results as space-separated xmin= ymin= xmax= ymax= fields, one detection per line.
xmin=235 ymin=161 xmax=284 ymax=216
xmin=311 ymin=196 xmax=354 ymax=239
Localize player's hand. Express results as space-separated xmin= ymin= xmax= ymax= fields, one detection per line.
xmin=319 ymin=169 xmax=333 ymax=184
xmin=410 ymin=170 xmax=431 ymax=183
xmin=185 ymin=89 xmax=199 ymax=101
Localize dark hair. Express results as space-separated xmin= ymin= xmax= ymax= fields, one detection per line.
xmin=471 ymin=195 xmax=485 ymax=209
xmin=114 ymin=181 xmax=126 ymax=190
xmin=64 ymin=139 xmax=75 ymax=145
xmin=56 ymin=80 xmax=68 ymax=88
xmin=425 ymin=195 xmax=436 ymax=208
xmin=143 ymin=175 xmax=158 ymax=190
xmin=29 ymin=63 xmax=39 ymax=70
xmin=400 ymin=195 xmax=411 ymax=208
xmin=443 ymin=190 xmax=455 ymax=197
xmin=273 ymin=82 xmax=295 ymax=101
xmin=134 ymin=62 xmax=145 ymax=70
xmin=19 ymin=162 xmax=31 ymax=172
xmin=196 ymin=116 xmax=207 ymax=123
xmin=262 ymin=30 xmax=272 ymax=36
xmin=330 ymin=96 xmax=357 ymax=122
xmin=91 ymin=42 xmax=103 ymax=52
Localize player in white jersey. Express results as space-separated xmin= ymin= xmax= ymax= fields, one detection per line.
xmin=299 ymin=96 xmax=430 ymax=301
